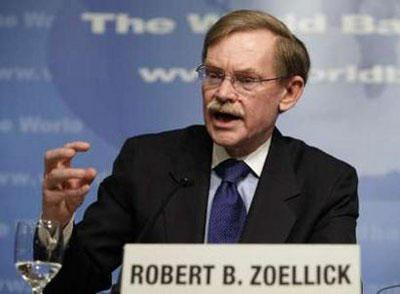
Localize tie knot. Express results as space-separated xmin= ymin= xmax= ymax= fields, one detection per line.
xmin=214 ymin=159 xmax=251 ymax=183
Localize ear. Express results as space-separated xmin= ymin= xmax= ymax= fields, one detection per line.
xmin=278 ymin=75 xmax=305 ymax=113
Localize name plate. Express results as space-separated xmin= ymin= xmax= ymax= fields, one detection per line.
xmin=121 ymin=244 xmax=360 ymax=294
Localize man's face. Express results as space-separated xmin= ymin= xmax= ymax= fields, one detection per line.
xmin=202 ymin=29 xmax=288 ymax=157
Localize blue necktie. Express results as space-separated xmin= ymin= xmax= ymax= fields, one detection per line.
xmin=208 ymin=159 xmax=251 ymax=243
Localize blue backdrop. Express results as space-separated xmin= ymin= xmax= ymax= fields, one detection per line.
xmin=1 ymin=0 xmax=400 ymax=293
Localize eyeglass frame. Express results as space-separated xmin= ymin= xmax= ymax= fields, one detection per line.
xmin=195 ymin=64 xmax=291 ymax=93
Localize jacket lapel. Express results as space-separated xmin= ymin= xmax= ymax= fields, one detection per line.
xmin=240 ymin=129 xmax=300 ymax=243
xmin=163 ymin=127 xmax=212 ymax=243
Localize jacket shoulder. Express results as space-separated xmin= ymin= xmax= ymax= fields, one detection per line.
xmin=112 ymin=125 xmax=209 ymax=173
xmin=122 ymin=125 xmax=207 ymax=150
xmin=278 ymin=133 xmax=357 ymax=177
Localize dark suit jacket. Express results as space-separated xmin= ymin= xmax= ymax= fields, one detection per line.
xmin=45 ymin=125 xmax=359 ymax=293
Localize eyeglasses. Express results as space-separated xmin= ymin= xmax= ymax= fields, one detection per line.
xmin=196 ymin=64 xmax=289 ymax=93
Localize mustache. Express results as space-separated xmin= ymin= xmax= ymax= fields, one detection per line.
xmin=206 ymin=100 xmax=245 ymax=118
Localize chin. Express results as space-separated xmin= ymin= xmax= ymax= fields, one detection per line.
xmin=209 ymin=130 xmax=242 ymax=148
xmin=205 ymin=120 xmax=245 ymax=145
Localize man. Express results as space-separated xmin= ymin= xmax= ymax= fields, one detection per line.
xmin=42 ymin=10 xmax=358 ymax=293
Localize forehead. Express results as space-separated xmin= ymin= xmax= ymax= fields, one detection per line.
xmin=205 ymin=29 xmax=278 ymax=73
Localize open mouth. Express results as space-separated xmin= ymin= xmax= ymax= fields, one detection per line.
xmin=213 ymin=111 xmax=242 ymax=122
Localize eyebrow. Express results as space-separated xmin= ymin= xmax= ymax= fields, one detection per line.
xmin=235 ymin=69 xmax=260 ymax=75
xmin=203 ymin=63 xmax=262 ymax=76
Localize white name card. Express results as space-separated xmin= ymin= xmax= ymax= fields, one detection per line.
xmin=121 ymin=244 xmax=361 ymax=294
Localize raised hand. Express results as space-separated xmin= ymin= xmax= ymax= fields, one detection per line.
xmin=42 ymin=141 xmax=97 ymax=228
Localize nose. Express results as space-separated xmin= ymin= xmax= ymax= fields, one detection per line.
xmin=214 ymin=76 xmax=238 ymax=102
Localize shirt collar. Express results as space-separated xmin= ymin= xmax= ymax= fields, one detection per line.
xmin=211 ymin=137 xmax=271 ymax=177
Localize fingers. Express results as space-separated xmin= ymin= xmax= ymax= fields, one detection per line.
xmin=44 ymin=184 xmax=90 ymax=206
xmin=63 ymin=141 xmax=90 ymax=151
xmin=84 ymin=167 xmax=97 ymax=183
xmin=65 ymin=184 xmax=90 ymax=209
xmin=72 ymin=168 xmax=97 ymax=190
xmin=44 ymin=168 xmax=97 ymax=190
xmin=45 ymin=168 xmax=85 ymax=189
xmin=44 ymin=148 xmax=75 ymax=173
xmin=44 ymin=141 xmax=91 ymax=174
